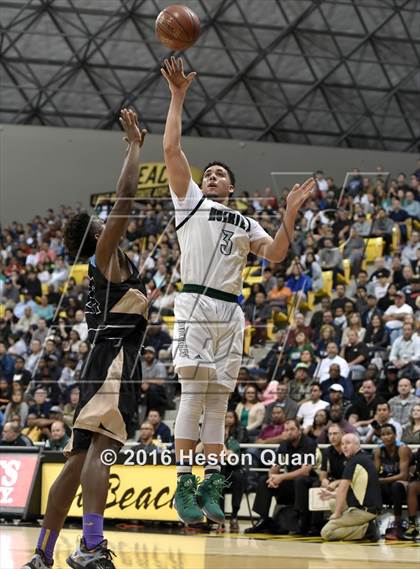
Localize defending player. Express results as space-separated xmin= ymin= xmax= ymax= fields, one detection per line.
xmin=22 ymin=109 xmax=148 ymax=569
xmin=161 ymin=56 xmax=315 ymax=525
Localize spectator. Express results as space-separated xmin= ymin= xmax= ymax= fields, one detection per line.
xmin=35 ymin=296 xmax=55 ymax=322
xmin=63 ymin=385 xmax=80 ymax=429
xmin=370 ymin=209 xmax=394 ymax=255
xmin=310 ymin=297 xmax=332 ymax=335
xmin=244 ymin=419 xmax=319 ymax=536
xmin=143 ymin=317 xmax=172 ymax=356
xmin=256 ymin=405 xmax=287 ymax=445
xmin=316 ymin=342 xmax=349 ymax=383
xmin=287 ymin=332 xmax=313 ymax=368
xmin=263 ymin=383 xmax=298 ymax=423
xmin=321 ymin=434 xmax=382 ymax=542
xmin=320 ymin=367 xmax=354 ymax=402
xmin=305 ymin=409 xmax=329 ymax=442
xmin=340 ymin=312 xmax=366 ymax=345
xmin=315 ymin=325 xmax=337 ymax=358
xmin=389 ymin=377 xmax=420 ymax=428
xmin=348 ymin=379 xmax=385 ymax=436
xmin=16 ymin=305 xmax=39 ymax=333
xmin=364 ymin=314 xmax=389 ymax=355
xmin=244 ymin=291 xmax=272 ymax=345
xmin=21 ymin=412 xmax=43 ymax=443
xmin=383 ymin=291 xmax=413 ymax=342
xmin=147 ymin=409 xmax=172 ymax=443
xmin=303 ymin=251 xmax=323 ymax=292
xmin=11 ymin=355 xmax=32 ymax=390
xmin=235 ymin=384 xmax=265 ymax=439
xmin=44 ymin=420 xmax=70 ymax=451
xmin=364 ymin=402 xmax=402 ymax=443
xmin=140 ymin=347 xmax=168 ymax=418
xmin=132 ymin=421 xmax=159 ymax=454
xmin=318 ymin=239 xmax=343 ymax=287
xmin=286 ymin=260 xmax=312 ymax=297
xmin=288 ymin=364 xmax=312 ymax=402
xmin=254 ymin=371 xmax=278 ymax=406
xmin=222 ymin=410 xmax=244 ymax=531
xmin=389 ymin=322 xmax=420 ymax=380
xmin=401 ymin=404 xmax=420 ymax=444
xmin=28 ymin=387 xmax=52 ymax=421
xmin=267 ymin=276 xmax=292 ymax=309
xmin=343 ymin=228 xmax=365 ymax=276
xmin=285 ymin=312 xmax=313 ymax=346
xmin=374 ymin=424 xmax=410 ymax=540
xmin=26 ymin=339 xmax=43 ymax=374
xmin=297 ymin=383 xmax=329 ymax=430
xmin=0 ymin=340 xmax=15 ymax=380
xmin=32 ymin=317 xmax=48 ymax=345
xmin=3 ymin=390 xmax=29 ymax=428
xmin=1 ymin=421 xmax=33 ymax=446
xmin=341 ymin=329 xmax=369 ymax=383
xmin=262 ymin=267 xmax=277 ymax=293
xmin=72 ymin=309 xmax=88 ymax=342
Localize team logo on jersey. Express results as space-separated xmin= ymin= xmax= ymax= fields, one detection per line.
xmin=208 ymin=207 xmax=251 ymax=231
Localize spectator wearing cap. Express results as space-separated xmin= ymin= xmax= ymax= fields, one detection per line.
xmin=316 ymin=342 xmax=350 ymax=384
xmin=320 ymin=365 xmax=354 ymax=402
xmin=0 ymin=340 xmax=15 ymax=380
xmin=256 ymin=404 xmax=287 ymax=445
xmin=389 ymin=322 xmax=420 ymax=381
xmin=388 ymin=378 xmax=420 ymax=428
xmin=372 ymin=270 xmax=390 ymax=300
xmin=44 ymin=420 xmax=69 ymax=451
xmin=263 ymin=383 xmax=299 ymax=424
xmin=383 ymin=291 xmax=413 ymax=343
xmin=289 ymin=364 xmax=313 ymax=402
xmin=140 ymin=346 xmax=168 ymax=418
xmin=297 ymin=383 xmax=330 ymax=430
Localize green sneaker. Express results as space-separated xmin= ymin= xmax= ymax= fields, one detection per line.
xmin=401 ymin=522 xmax=419 ymax=541
xmin=196 ymin=473 xmax=228 ymax=524
xmin=173 ymin=474 xmax=204 ymax=525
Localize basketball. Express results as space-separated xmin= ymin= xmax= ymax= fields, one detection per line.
xmin=155 ymin=4 xmax=200 ymax=51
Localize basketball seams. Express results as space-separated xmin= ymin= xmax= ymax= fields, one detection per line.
xmin=155 ymin=5 xmax=200 ymax=50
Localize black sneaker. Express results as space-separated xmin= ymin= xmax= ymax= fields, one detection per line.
xmin=66 ymin=538 xmax=116 ymax=568
xmin=401 ymin=522 xmax=419 ymax=541
xmin=244 ymin=518 xmax=275 ymax=534
xmin=364 ymin=519 xmax=380 ymax=542
xmin=21 ymin=550 xmax=53 ymax=569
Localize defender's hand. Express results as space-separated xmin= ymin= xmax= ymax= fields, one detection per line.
xmin=161 ymin=57 xmax=197 ymax=95
xmin=119 ymin=108 xmax=147 ymax=147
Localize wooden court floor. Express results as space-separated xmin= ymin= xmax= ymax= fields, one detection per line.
xmin=1 ymin=525 xmax=419 ymax=569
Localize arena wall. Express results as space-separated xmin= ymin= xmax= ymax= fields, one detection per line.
xmin=0 ymin=123 xmax=415 ymax=223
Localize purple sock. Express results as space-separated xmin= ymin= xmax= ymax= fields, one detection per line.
xmin=37 ymin=527 xmax=59 ymax=564
xmin=83 ymin=513 xmax=104 ymax=550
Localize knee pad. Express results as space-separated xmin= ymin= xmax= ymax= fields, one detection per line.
xmin=200 ymin=385 xmax=230 ymax=444
xmin=174 ymin=367 xmax=211 ymax=441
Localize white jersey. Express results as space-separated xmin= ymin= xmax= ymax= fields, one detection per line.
xmin=170 ymin=179 xmax=269 ymax=296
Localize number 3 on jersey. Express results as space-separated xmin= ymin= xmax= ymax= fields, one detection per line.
xmin=220 ymin=229 xmax=234 ymax=256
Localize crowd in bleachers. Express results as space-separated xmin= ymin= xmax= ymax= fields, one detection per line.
xmin=0 ymin=161 xmax=420 ymax=538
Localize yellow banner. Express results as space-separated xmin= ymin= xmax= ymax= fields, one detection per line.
xmin=91 ymin=163 xmax=203 ymax=205
xmin=41 ymin=464 xmax=203 ymax=521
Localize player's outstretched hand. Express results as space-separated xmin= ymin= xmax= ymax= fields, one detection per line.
xmin=161 ymin=56 xmax=197 ymax=95
xmin=286 ymin=177 xmax=316 ymax=212
xmin=119 ymin=108 xmax=147 ymax=147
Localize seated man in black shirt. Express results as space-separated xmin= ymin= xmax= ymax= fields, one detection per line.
xmin=347 ymin=378 xmax=385 ymax=437
xmin=321 ymin=433 xmax=382 ymax=541
xmin=244 ymin=419 xmax=320 ymax=535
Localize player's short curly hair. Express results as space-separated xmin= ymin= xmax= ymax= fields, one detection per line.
xmin=63 ymin=213 xmax=97 ymax=259
xmin=202 ymin=161 xmax=236 ymax=187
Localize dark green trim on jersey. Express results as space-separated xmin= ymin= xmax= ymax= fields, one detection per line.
xmin=175 ymin=196 xmax=206 ymax=231
xmin=182 ymin=284 xmax=239 ymax=303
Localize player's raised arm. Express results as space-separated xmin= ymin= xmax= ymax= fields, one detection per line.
xmin=161 ymin=57 xmax=197 ymax=199
xmin=95 ymin=108 xmax=147 ymax=273
xmin=250 ymin=178 xmax=316 ymax=262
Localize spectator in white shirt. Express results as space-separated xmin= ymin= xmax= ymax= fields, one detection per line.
xmin=316 ymin=342 xmax=350 ymax=383
xmin=383 ymin=291 xmax=413 ymax=342
xmin=49 ymin=258 xmax=69 ymax=290
xmin=297 ymin=383 xmax=330 ymax=429
xmin=72 ymin=309 xmax=88 ymax=342
xmin=26 ymin=339 xmax=43 ymax=374
xmin=16 ymin=306 xmax=39 ymax=333
xmin=389 ymin=323 xmax=420 ymax=380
